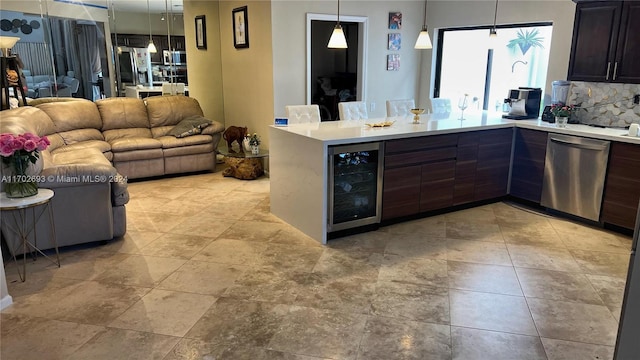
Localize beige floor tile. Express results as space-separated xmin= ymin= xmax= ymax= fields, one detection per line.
xmin=165 ymin=338 xmax=323 ymax=360
xmin=358 ymin=316 xmax=451 ymax=360
xmin=500 ymin=222 xmax=566 ymax=247
xmin=492 ymin=202 xmax=551 ymax=226
xmin=383 ymin=234 xmax=448 ymax=259
xmin=294 ymin=273 xmax=375 ymax=315
xmin=192 ymin=238 xmax=267 ymax=266
xmin=257 ymin=243 xmax=324 ymax=273
xmin=242 ymin=201 xmax=286 ymax=224
xmin=570 ymin=249 xmax=630 ymax=278
xmin=516 ymin=267 xmax=604 ymax=305
xmin=447 ymin=261 xmax=522 ymax=296
xmin=555 ymin=222 xmax=632 ymax=254
xmin=451 ymin=327 xmax=547 ymax=360
xmin=219 ymin=220 xmax=288 ymax=242
xmin=223 ymin=267 xmax=308 ymax=304
xmin=126 ymin=211 xmax=185 ymax=233
xmin=446 ymin=239 xmax=512 ymax=266
xmin=541 ymin=338 xmax=614 ymax=360
xmin=449 ymin=290 xmax=538 ymax=336
xmin=312 ymin=248 xmax=383 ymax=280
xmin=100 ymin=230 xmax=164 ymax=254
xmin=0 ymin=313 xmax=104 ymax=360
xmin=4 ymin=280 xmax=150 ymax=325
xmin=67 ymin=327 xmax=180 ymax=360
xmin=507 ymin=244 xmax=583 ymax=273
xmin=585 ymin=274 xmax=627 ymax=308
xmin=327 ymin=230 xmax=389 ymax=253
xmin=527 ymin=298 xmax=619 ymax=345
xmin=372 ymin=280 xmax=449 ymax=324
xmin=47 ymin=251 xmax=130 ymax=281
xmin=380 ymin=216 xmax=446 ymax=238
xmin=446 ymin=221 xmax=505 ymax=242
xmin=93 ymin=255 xmax=186 ymax=287
xmin=167 ymin=214 xmax=236 ymax=238
xmin=137 ymin=233 xmax=214 ymax=259
xmin=379 ymin=254 xmax=448 ymax=288
xmin=445 ymin=205 xmax=497 ymax=223
xmin=5 ymin=272 xmax=79 ymax=301
xmin=157 ymin=260 xmax=245 ymax=296
xmin=609 ymin=306 xmax=622 ymax=322
xmin=200 ymin=199 xmax=256 ymax=220
xmin=270 ymin=226 xmax=324 ymax=247
xmin=185 ymin=298 xmax=289 ymax=347
xmin=109 ymin=289 xmax=216 ymax=337
xmin=267 ymin=305 xmax=367 ymax=360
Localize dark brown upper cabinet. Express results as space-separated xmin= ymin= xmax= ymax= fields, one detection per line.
xmin=568 ymin=1 xmax=640 ymax=83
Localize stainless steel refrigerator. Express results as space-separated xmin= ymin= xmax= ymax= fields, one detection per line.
xmin=614 ymin=204 xmax=640 ymax=358
xmin=115 ymin=47 xmax=152 ymax=94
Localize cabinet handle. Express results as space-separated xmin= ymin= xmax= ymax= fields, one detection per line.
xmin=606 ymin=62 xmax=611 ymax=80
xmin=613 ymin=62 xmax=618 ymax=80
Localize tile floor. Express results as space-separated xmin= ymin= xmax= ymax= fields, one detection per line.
xmin=0 ymin=171 xmax=632 ymax=360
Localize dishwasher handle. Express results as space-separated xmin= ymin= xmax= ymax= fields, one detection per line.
xmin=549 ymin=136 xmax=609 ymax=151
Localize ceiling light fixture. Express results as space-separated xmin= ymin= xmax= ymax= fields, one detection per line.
xmin=488 ymin=0 xmax=499 ymax=48
xmin=147 ymin=0 xmax=157 ymax=53
xmin=328 ymin=0 xmax=348 ymax=49
xmin=414 ymin=0 xmax=432 ymax=49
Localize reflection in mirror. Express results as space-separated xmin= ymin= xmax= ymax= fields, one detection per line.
xmin=0 ymin=0 xmax=111 ymax=103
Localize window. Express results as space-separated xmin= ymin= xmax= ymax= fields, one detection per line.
xmin=434 ymin=23 xmax=553 ymax=112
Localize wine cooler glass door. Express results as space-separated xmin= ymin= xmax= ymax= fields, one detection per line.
xmin=328 ymin=142 xmax=384 ymax=232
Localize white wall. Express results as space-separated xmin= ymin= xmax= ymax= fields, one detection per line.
xmin=419 ymin=0 xmax=577 ymax=108
xmin=272 ymin=0 xmax=424 ymax=119
xmin=111 ymin=11 xmax=185 ymax=36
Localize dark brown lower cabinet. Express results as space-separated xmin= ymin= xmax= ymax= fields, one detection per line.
xmin=420 ymin=160 xmax=456 ymax=211
xmin=382 ymin=165 xmax=421 ymax=220
xmin=601 ymin=142 xmax=640 ymax=229
xmin=510 ymin=128 xmax=548 ymax=203
xmin=474 ymin=128 xmax=513 ymax=201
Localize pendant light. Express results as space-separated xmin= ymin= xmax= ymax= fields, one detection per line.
xmin=488 ymin=0 xmax=499 ymax=48
xmin=328 ymin=0 xmax=348 ymax=48
xmin=414 ymin=0 xmax=432 ymax=49
xmin=147 ymin=0 xmax=157 ymax=53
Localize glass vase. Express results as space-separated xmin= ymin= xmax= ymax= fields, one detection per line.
xmin=5 ymin=181 xmax=38 ymax=198
xmin=555 ymin=116 xmax=568 ymax=128
xmin=251 ymin=145 xmax=260 ymax=155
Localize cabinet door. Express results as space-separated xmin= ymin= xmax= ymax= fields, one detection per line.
xmin=568 ymin=1 xmax=622 ymax=82
xmin=613 ymin=2 xmax=640 ymax=83
xmin=601 ymin=142 xmax=640 ymax=230
xmin=510 ymin=128 xmax=548 ymax=203
xmin=420 ymin=160 xmax=456 ymax=211
xmin=382 ymin=165 xmax=421 ymax=220
xmin=454 ymin=132 xmax=478 ymax=206
xmin=475 ymin=128 xmax=513 ymax=201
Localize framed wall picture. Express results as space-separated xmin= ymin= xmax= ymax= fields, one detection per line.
xmin=195 ymin=15 xmax=206 ymax=49
xmin=387 ymin=54 xmax=400 ymax=71
xmin=388 ymin=12 xmax=402 ymax=30
xmin=232 ymin=6 xmax=249 ymax=49
xmin=388 ymin=33 xmax=401 ymax=51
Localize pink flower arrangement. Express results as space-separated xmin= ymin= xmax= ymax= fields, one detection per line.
xmin=1 ymin=133 xmax=50 ymax=175
xmin=550 ymin=104 xmax=575 ymax=118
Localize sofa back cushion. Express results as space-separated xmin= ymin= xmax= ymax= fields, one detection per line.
xmin=97 ymin=97 xmax=153 ymax=142
xmin=35 ymin=99 xmax=104 ymax=145
xmin=145 ymin=95 xmax=204 ymax=130
xmin=0 ymin=106 xmax=65 ymax=151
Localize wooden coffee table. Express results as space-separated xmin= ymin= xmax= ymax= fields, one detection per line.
xmin=218 ymin=147 xmax=269 ymax=180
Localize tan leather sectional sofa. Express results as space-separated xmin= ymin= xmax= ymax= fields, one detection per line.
xmin=0 ymin=95 xmax=224 ymax=254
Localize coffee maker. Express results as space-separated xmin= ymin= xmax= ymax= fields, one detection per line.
xmin=502 ymin=87 xmax=542 ymax=120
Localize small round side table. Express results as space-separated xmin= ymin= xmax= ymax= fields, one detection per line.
xmin=0 ymin=189 xmax=60 ymax=281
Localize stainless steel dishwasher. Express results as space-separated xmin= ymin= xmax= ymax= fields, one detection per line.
xmin=541 ymin=133 xmax=611 ymax=222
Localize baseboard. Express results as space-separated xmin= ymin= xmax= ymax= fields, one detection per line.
xmin=0 ymin=294 xmax=13 ymax=310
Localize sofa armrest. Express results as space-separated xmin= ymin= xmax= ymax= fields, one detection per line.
xmin=40 ymin=163 xmax=117 ymax=189
xmin=201 ymin=120 xmax=225 ymax=136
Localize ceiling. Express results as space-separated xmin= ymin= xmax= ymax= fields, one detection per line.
xmin=82 ymin=0 xmax=183 ymax=14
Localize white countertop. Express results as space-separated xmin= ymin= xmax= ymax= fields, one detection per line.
xmin=270 ymin=111 xmax=640 ymax=146
xmin=126 ymin=85 xmax=189 ymax=92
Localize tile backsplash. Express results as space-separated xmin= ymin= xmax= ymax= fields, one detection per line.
xmin=567 ymin=81 xmax=640 ymax=127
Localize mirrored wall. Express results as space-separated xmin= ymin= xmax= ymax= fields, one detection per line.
xmin=0 ymin=0 xmax=185 ymax=103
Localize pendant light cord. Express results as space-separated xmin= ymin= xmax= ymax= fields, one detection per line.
xmin=147 ymin=0 xmax=152 ymax=40
xmin=492 ymin=0 xmax=498 ymax=30
xmin=337 ymin=0 xmax=341 ymax=25
xmin=423 ymin=0 xmax=428 ymax=29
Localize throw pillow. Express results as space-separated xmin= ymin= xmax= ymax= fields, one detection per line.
xmin=167 ymin=116 xmax=212 ymax=138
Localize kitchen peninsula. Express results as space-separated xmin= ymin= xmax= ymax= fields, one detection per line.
xmin=125 ymin=85 xmax=189 ymax=99
xmin=270 ymin=112 xmax=640 ymax=244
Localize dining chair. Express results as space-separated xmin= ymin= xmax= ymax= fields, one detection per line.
xmin=338 ymin=101 xmax=368 ymax=120
xmin=431 ymin=98 xmax=452 ymax=115
xmin=285 ymin=104 xmax=321 ymax=123
xmin=386 ymin=99 xmax=415 ymax=117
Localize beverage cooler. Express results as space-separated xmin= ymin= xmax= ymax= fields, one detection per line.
xmin=328 ymin=142 xmax=383 ymax=232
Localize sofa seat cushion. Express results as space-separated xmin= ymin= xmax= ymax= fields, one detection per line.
xmin=40 ymin=148 xmax=117 ymax=189
xmin=157 ymin=135 xmax=212 ymax=149
xmin=103 ymin=128 xmax=153 ymax=143
xmin=163 ymin=143 xmax=214 ymax=157
xmin=50 ymin=140 xmax=112 ymax=156
xmin=112 ymin=148 xmax=164 ymax=162
xmin=57 ymin=128 xmax=105 ymax=145
xmin=110 ymin=137 xmax=162 ymax=153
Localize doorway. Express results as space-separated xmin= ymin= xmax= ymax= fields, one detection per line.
xmin=306 ymin=13 xmax=368 ymax=121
